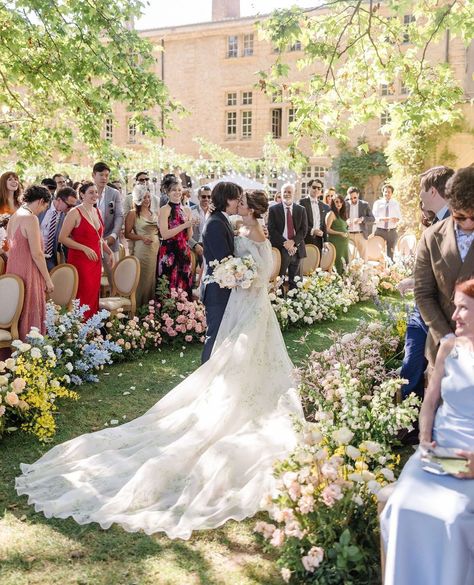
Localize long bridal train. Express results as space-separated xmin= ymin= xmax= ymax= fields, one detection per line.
xmin=16 ymin=236 xmax=304 ymax=540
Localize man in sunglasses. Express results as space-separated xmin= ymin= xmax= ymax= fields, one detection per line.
xmin=189 ymin=186 xmax=212 ymax=259
xmin=299 ymin=179 xmax=330 ymax=254
xmin=415 ymin=165 xmax=474 ymax=367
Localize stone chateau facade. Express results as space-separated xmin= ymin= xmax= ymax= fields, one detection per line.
xmin=106 ymin=0 xmax=474 ymax=199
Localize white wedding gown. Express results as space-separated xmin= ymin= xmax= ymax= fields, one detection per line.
xmin=16 ymin=237 xmax=304 ymax=539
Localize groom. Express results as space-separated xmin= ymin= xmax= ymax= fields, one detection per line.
xmin=201 ymin=182 xmax=242 ymax=363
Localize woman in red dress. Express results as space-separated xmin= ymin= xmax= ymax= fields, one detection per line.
xmin=59 ymin=182 xmax=114 ymax=319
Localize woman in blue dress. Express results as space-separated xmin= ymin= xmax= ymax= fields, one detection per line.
xmin=381 ymin=278 xmax=474 ymax=585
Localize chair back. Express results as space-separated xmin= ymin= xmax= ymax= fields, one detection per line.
xmin=0 ymin=274 xmax=24 ymax=337
xmin=270 ymin=247 xmax=281 ymax=283
xmin=397 ymin=233 xmax=417 ymax=257
xmin=112 ymin=256 xmax=140 ymax=297
xmin=301 ymin=244 xmax=320 ymax=276
xmin=190 ymin=249 xmax=197 ymax=275
xmin=320 ymin=242 xmax=336 ymax=272
xmin=118 ymin=243 xmax=126 ymax=260
xmin=0 ymin=256 xmax=5 ymax=276
xmin=48 ymin=264 xmax=79 ymax=309
xmin=348 ymin=240 xmax=359 ymax=262
xmin=367 ymin=236 xmax=386 ymax=262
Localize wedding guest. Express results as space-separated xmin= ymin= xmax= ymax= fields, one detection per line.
xmin=125 ymin=184 xmax=159 ymax=307
xmin=123 ymin=171 xmax=149 ymax=217
xmin=346 ymin=186 xmax=374 ymax=261
xmin=381 ymin=278 xmax=474 ymax=585
xmin=189 ymin=186 xmax=211 ymax=262
xmin=40 ymin=178 xmax=57 ymax=196
xmin=323 ymin=187 xmax=336 ymax=206
xmin=159 ymin=173 xmax=176 ymax=208
xmin=0 ymin=171 xmax=22 ymax=252
xmin=300 ymin=178 xmax=330 ymax=254
xmin=39 ymin=187 xmax=78 ymax=271
xmin=415 ymin=166 xmax=474 ymax=367
xmin=92 ymin=161 xmax=124 ymax=287
xmin=372 ymin=184 xmax=401 ymax=260
xmin=53 ymin=173 xmax=67 ymax=193
xmin=181 ymin=188 xmax=196 ymax=209
xmin=268 ymin=183 xmax=308 ymax=290
xmin=59 ymin=182 xmax=114 ymax=320
xmin=326 ymin=195 xmax=349 ymax=273
xmin=157 ymin=175 xmax=193 ymax=298
xmin=399 ymin=166 xmax=453 ymax=402
xmin=6 ymin=185 xmax=54 ymax=340
xmin=269 ymin=192 xmax=282 ymax=207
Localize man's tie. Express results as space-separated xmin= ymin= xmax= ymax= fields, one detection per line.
xmin=45 ymin=209 xmax=59 ymax=258
xmin=286 ymin=206 xmax=295 ymax=240
xmin=384 ymin=202 xmax=389 ymax=229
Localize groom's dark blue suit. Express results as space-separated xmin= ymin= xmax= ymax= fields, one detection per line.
xmin=201 ymin=211 xmax=235 ymax=363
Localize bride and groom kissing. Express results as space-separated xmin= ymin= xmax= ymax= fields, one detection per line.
xmin=16 ymin=183 xmax=304 ymax=540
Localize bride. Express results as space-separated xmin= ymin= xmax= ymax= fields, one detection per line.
xmin=15 ymin=189 xmax=304 ymax=540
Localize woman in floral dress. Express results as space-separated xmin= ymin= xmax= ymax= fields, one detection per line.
xmin=157 ymin=175 xmax=194 ymax=298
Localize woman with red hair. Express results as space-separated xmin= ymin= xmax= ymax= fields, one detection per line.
xmin=382 ymin=277 xmax=474 ymax=585
xmin=0 ymin=171 xmax=22 ymax=252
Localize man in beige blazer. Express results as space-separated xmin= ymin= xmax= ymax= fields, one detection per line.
xmin=415 ymin=166 xmax=474 ymax=366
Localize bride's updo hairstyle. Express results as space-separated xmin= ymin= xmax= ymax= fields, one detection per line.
xmin=211 ymin=181 xmax=242 ymax=212
xmin=245 ymin=190 xmax=268 ymax=218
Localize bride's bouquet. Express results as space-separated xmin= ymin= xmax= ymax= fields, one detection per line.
xmin=205 ymin=255 xmax=257 ymax=289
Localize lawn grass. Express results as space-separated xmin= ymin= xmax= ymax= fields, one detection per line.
xmin=0 ymin=301 xmax=379 ymax=585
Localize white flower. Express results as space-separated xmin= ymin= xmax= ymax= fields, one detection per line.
xmin=65 ymin=349 xmax=74 ymax=357
xmin=367 ymin=479 xmax=382 ymax=494
xmin=65 ymin=362 xmax=73 ymax=373
xmin=30 ymin=347 xmax=42 ymax=359
xmin=380 ymin=467 xmax=395 ymax=482
xmin=0 ymin=375 xmax=8 ymax=387
xmin=332 ymin=427 xmax=354 ymax=445
xmin=346 ymin=445 xmax=361 ymax=460
xmin=18 ymin=343 xmax=31 ymax=352
xmin=360 ymin=440 xmax=382 ymax=455
xmin=27 ymin=327 xmax=43 ymax=340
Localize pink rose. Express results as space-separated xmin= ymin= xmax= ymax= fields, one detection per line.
xmin=11 ymin=377 xmax=26 ymax=393
xmin=5 ymin=392 xmax=19 ymax=406
xmin=185 ymin=335 xmax=193 ymax=342
xmin=270 ymin=528 xmax=285 ymax=547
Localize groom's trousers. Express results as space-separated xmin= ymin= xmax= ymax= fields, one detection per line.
xmin=201 ymin=283 xmax=231 ymax=364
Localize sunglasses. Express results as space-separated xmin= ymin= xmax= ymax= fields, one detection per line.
xmin=137 ymin=178 xmax=149 ymax=183
xmin=200 ymin=195 xmax=212 ymax=199
xmin=453 ymin=214 xmax=474 ymax=223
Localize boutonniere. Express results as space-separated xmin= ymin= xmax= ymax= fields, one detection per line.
xmin=108 ymin=201 xmax=115 ymax=214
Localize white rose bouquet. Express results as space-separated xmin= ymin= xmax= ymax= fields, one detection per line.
xmin=205 ymin=255 xmax=257 ymax=289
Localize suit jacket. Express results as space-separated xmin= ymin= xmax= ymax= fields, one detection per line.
xmin=267 ymin=202 xmax=308 ymax=259
xmin=98 ymin=186 xmax=124 ymax=252
xmin=202 ymin=211 xmax=235 ymax=304
xmin=346 ymin=199 xmax=375 ymax=239
xmin=414 ymin=217 xmax=474 ymax=365
xmin=299 ymin=197 xmax=330 ymax=248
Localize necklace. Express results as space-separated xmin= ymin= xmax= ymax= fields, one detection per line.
xmin=22 ymin=205 xmax=33 ymax=215
xmin=81 ymin=204 xmax=99 ymax=229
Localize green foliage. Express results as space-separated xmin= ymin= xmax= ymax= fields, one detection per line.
xmin=333 ymin=145 xmax=389 ymax=194
xmin=0 ymin=0 xmax=183 ymax=169
xmin=258 ymin=1 xmax=474 ymax=227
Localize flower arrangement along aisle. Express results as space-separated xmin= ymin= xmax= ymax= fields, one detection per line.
xmin=0 ymin=343 xmax=77 ymax=441
xmin=255 ymin=319 xmax=420 ymax=585
xmin=40 ymin=301 xmax=122 ymax=386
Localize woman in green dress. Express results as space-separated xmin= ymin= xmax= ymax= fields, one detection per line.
xmin=124 ymin=185 xmax=160 ymax=307
xmin=326 ymin=195 xmax=349 ymax=273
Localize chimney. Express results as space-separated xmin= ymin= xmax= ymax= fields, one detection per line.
xmin=212 ymin=0 xmax=240 ymax=21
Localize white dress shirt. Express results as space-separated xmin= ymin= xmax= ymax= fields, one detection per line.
xmin=309 ymin=197 xmax=320 ymax=234
xmin=372 ymin=198 xmax=401 ymax=229
xmin=40 ymin=202 xmax=60 ymax=247
xmin=283 ymin=203 xmax=294 ymax=240
xmin=348 ymin=203 xmax=361 ymax=232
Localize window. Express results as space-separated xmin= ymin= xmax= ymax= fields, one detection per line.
xmin=271 ymin=89 xmax=283 ymax=103
xmin=227 ymin=35 xmax=238 ymax=58
xmin=226 ymin=111 xmax=237 ymax=137
xmin=242 ymin=91 xmax=253 ymax=105
xmin=289 ymin=40 xmax=302 ymax=52
xmin=288 ymin=108 xmax=295 ymax=125
xmin=400 ymin=82 xmax=409 ymax=95
xmin=243 ymin=33 xmax=254 ymax=56
xmin=128 ymin=120 xmax=137 ymax=143
xmin=380 ymin=111 xmax=391 ymax=126
xmin=381 ymin=83 xmax=395 ymax=96
xmin=104 ymin=117 xmax=113 ymax=141
xmin=301 ymin=165 xmax=328 ymax=196
xmin=227 ymin=92 xmax=237 ymax=106
xmin=271 ymin=108 xmax=282 ymax=139
xmin=403 ymin=14 xmax=415 ymax=43
xmin=242 ymin=111 xmax=252 ymax=139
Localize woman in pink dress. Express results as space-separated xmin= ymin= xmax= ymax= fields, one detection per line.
xmin=6 ymin=185 xmax=54 ymax=340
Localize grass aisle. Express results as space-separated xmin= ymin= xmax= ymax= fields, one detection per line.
xmin=0 ymin=301 xmax=378 ymax=585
